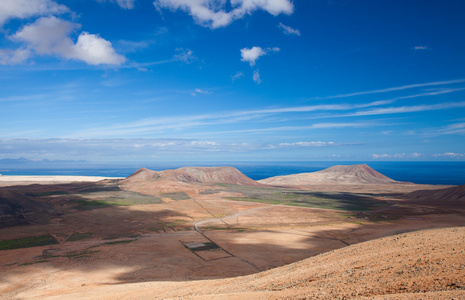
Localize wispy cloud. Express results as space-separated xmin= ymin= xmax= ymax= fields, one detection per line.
xmin=371 ymin=153 xmax=424 ymax=159
xmin=97 ymin=0 xmax=136 ymax=9
xmin=154 ymin=0 xmax=293 ymax=29
xmin=191 ymin=88 xmax=212 ymax=96
xmin=253 ymin=69 xmax=261 ymax=84
xmin=174 ymin=48 xmax=196 ymax=63
xmin=434 ymin=152 xmax=465 ymax=158
xmin=372 ymin=152 xmax=465 ymax=160
xmin=0 ymin=137 xmax=359 ymax=161
xmin=278 ymin=22 xmax=300 ymax=35
xmin=413 ymin=45 xmax=429 ymax=50
xmin=208 ymin=122 xmax=381 ymax=135
xmin=320 ymin=78 xmax=465 ymax=100
xmin=0 ymin=0 xmax=68 ymax=26
xmin=350 ymin=101 xmax=465 ymax=117
xmin=68 ymin=100 xmax=392 ymax=138
xmin=231 ymin=71 xmax=244 ymax=81
xmin=278 ymin=141 xmax=335 ymax=147
xmin=419 ymin=122 xmax=465 ymax=136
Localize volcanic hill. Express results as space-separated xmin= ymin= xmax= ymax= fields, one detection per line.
xmin=122 ymin=166 xmax=260 ymax=186
xmin=259 ymin=164 xmax=398 ymax=186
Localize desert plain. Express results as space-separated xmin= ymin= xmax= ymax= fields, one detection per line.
xmin=0 ymin=164 xmax=464 ymax=299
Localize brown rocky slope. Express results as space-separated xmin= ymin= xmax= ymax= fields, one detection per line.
xmin=259 ymin=164 xmax=398 ymax=186
xmin=406 ymin=184 xmax=465 ymax=208
xmin=37 ymin=227 xmax=465 ymax=299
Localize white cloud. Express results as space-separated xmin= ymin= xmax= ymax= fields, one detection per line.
xmin=0 ymin=48 xmax=31 ymax=65
xmin=278 ymin=141 xmax=335 ymax=147
xmin=351 ymin=101 xmax=465 ymax=117
xmin=191 ymin=88 xmax=212 ymax=96
xmin=11 ymin=17 xmax=126 ymax=65
xmin=240 ymin=46 xmax=279 ymax=66
xmin=322 ymin=78 xmax=465 ymax=100
xmin=195 ymin=88 xmax=212 ymax=94
xmin=174 ymin=48 xmax=196 ymax=63
xmin=434 ymin=152 xmax=465 ymax=158
xmin=74 ymin=32 xmax=127 ymax=65
xmin=96 ymin=0 xmax=136 ymax=9
xmin=69 ymin=101 xmax=389 ymax=138
xmin=421 ymin=122 xmax=465 ymax=136
xmin=115 ymin=0 xmax=136 ymax=9
xmin=413 ymin=45 xmax=429 ymax=50
xmin=371 ymin=153 xmax=424 ymax=159
xmin=240 ymin=46 xmax=266 ymax=66
xmin=154 ymin=0 xmax=294 ymax=29
xmin=0 ymin=138 xmax=261 ymax=161
xmin=231 ymin=71 xmax=244 ymax=81
xmin=253 ymin=69 xmax=261 ymax=84
xmin=0 ymin=0 xmax=68 ymax=26
xmin=278 ymin=22 xmax=300 ymax=35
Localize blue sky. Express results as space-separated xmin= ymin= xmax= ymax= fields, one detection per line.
xmin=1 ymin=0 xmax=465 ymax=163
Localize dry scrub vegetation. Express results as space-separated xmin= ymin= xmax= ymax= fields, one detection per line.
xmin=0 ymin=166 xmax=464 ymax=299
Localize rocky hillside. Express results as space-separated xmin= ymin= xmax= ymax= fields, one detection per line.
xmin=0 ymin=189 xmax=51 ymax=227
xmin=122 ymin=166 xmax=261 ymax=186
xmin=42 ymin=227 xmax=465 ymax=299
xmin=259 ymin=164 xmax=398 ymax=186
xmin=406 ymin=184 xmax=465 ymax=208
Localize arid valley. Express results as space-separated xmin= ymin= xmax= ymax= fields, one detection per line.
xmin=1 ymin=164 xmax=464 ymax=299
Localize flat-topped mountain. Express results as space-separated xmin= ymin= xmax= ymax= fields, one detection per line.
xmin=122 ymin=166 xmax=261 ymax=186
xmin=259 ymin=164 xmax=397 ymax=186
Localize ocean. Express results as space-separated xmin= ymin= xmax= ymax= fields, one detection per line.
xmin=1 ymin=161 xmax=465 ymax=186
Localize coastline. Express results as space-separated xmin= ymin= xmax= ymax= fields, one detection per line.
xmin=0 ymin=175 xmax=123 ymax=187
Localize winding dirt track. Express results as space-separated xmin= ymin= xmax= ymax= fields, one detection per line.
xmin=14 ymin=226 xmax=464 ymax=299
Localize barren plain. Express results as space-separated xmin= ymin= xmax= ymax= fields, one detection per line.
xmin=0 ymin=165 xmax=464 ymax=299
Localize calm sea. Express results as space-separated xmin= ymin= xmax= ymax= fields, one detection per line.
xmin=1 ymin=161 xmax=465 ymax=186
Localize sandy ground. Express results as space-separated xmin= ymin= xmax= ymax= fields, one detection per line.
xmin=0 ymin=177 xmax=464 ymax=299
xmin=0 ymin=176 xmax=123 ymax=187
xmin=3 ymin=227 xmax=464 ymax=299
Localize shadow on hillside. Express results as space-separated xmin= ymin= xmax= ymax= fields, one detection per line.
xmin=1 ymin=181 xmax=464 ymax=287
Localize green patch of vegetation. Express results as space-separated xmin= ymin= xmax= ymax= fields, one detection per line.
xmin=189 ymin=242 xmax=220 ymax=252
xmin=160 ymin=192 xmax=191 ymax=200
xmin=148 ymin=227 xmax=163 ymax=232
xmin=67 ymin=232 xmax=93 ymax=242
xmin=65 ymin=250 xmax=99 ymax=259
xmin=220 ymin=184 xmax=389 ymax=212
xmin=226 ymin=197 xmax=282 ymax=205
xmin=104 ymin=191 xmax=162 ymax=205
xmin=103 ymin=240 xmax=133 ymax=245
xmin=19 ymin=260 xmax=50 ymax=266
xmin=74 ymin=185 xmax=121 ymax=194
xmin=202 ymin=226 xmax=248 ymax=231
xmin=75 ymin=199 xmax=114 ymax=210
xmin=25 ymin=191 xmax=68 ymax=197
xmin=163 ymin=220 xmax=188 ymax=227
xmin=199 ymin=189 xmax=223 ymax=195
xmin=0 ymin=235 xmax=58 ymax=251
xmin=201 ymin=226 xmax=229 ymax=230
